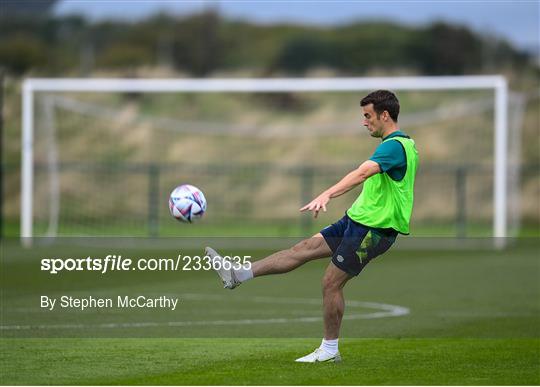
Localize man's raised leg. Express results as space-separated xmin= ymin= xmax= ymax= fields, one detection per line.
xmin=206 ymin=233 xmax=332 ymax=288
xmin=252 ymin=233 xmax=332 ymax=277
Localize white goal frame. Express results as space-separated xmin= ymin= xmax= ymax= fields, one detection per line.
xmin=21 ymin=76 xmax=509 ymax=246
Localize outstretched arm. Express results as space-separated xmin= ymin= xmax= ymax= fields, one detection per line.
xmin=299 ymin=160 xmax=381 ymax=218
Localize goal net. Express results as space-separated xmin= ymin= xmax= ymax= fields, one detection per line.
xmin=21 ymin=77 xmax=522 ymax=245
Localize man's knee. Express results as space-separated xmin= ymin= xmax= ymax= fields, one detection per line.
xmin=322 ymin=272 xmax=341 ymax=294
xmin=322 ymin=264 xmax=351 ymax=293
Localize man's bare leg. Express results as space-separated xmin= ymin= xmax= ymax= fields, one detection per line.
xmin=206 ymin=233 xmax=332 ymax=288
xmin=295 ymin=262 xmax=352 ymax=363
xmin=321 ymin=262 xmax=352 ymax=339
xmin=252 ymin=233 xmax=332 ymax=277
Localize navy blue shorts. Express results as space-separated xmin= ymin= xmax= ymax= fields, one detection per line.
xmin=320 ymin=214 xmax=398 ymax=276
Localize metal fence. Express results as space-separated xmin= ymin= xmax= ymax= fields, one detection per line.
xmin=2 ymin=162 xmax=538 ymax=238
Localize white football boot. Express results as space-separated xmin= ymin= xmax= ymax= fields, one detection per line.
xmin=295 ymin=348 xmax=341 ymax=363
xmin=205 ymin=246 xmax=240 ymax=289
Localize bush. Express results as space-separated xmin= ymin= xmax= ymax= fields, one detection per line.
xmin=0 ymin=35 xmax=47 ymax=75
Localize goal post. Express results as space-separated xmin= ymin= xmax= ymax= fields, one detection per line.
xmin=21 ymin=76 xmax=509 ymax=246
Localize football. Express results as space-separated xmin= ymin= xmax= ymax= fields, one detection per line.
xmin=168 ymin=184 xmax=207 ymax=223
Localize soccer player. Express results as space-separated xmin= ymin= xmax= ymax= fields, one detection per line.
xmin=206 ymin=90 xmax=419 ymax=362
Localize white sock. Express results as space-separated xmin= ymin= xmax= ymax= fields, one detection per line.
xmin=234 ymin=267 xmax=253 ymax=283
xmin=320 ymin=338 xmax=339 ymax=355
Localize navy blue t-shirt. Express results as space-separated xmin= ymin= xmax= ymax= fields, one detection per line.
xmin=369 ymin=131 xmax=409 ymax=181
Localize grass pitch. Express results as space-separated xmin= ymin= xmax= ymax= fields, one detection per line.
xmin=2 ymin=338 xmax=539 ymax=385
xmin=1 ymin=238 xmax=539 ymax=384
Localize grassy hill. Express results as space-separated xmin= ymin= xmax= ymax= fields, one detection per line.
xmin=2 ymin=75 xmax=539 ymax=237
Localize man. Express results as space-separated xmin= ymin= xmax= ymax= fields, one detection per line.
xmin=206 ymin=90 xmax=419 ymax=363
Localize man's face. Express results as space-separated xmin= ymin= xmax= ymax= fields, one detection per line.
xmin=362 ymin=104 xmax=384 ymax=138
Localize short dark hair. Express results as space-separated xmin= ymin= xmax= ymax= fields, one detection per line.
xmin=360 ymin=90 xmax=400 ymax=122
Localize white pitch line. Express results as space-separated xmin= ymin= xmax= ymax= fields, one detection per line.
xmin=0 ymin=294 xmax=409 ymax=331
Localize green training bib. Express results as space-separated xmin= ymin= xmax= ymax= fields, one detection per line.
xmin=347 ymin=137 xmax=419 ymax=234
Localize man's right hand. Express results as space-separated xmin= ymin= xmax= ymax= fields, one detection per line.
xmin=300 ymin=193 xmax=331 ymax=218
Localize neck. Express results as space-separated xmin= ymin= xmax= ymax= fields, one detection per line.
xmin=381 ymin=124 xmax=399 ymax=139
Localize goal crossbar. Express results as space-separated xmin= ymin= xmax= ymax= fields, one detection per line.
xmin=21 ymin=75 xmax=508 ymax=245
